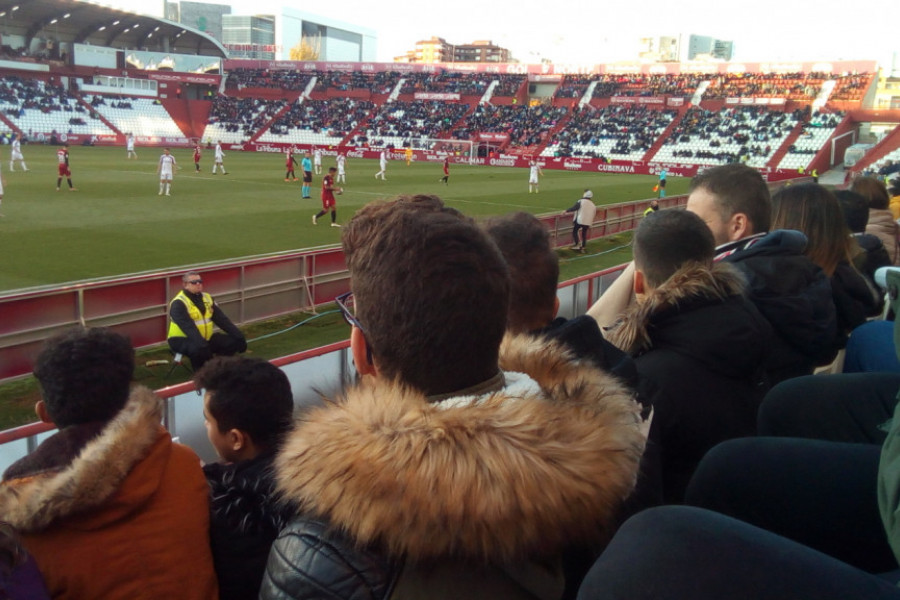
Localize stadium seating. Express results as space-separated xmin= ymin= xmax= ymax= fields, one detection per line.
xmin=256 ymin=98 xmax=374 ymax=146
xmin=777 ymin=111 xmax=845 ymax=171
xmin=542 ymin=105 xmax=677 ymax=160
xmin=202 ymin=95 xmax=285 ymax=143
xmin=358 ymin=100 xmax=470 ymax=148
xmin=0 ymin=77 xmax=114 ymax=137
xmin=90 ymin=95 xmax=188 ymax=138
xmin=654 ymin=106 xmax=801 ymax=167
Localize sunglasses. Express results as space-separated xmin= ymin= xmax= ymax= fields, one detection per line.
xmin=187 ymin=280 xmax=203 ymax=285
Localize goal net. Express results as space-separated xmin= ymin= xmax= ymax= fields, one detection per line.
xmin=407 ymin=137 xmax=475 ymax=164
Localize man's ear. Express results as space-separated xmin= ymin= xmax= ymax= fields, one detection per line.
xmin=633 ymin=268 xmax=646 ymax=296
xmin=227 ymin=429 xmax=246 ymax=453
xmin=729 ymin=213 xmax=751 ymax=241
xmin=35 ymin=400 xmax=53 ymax=424
xmin=350 ymin=326 xmax=377 ymax=376
xmin=552 ymin=296 xmax=560 ymax=319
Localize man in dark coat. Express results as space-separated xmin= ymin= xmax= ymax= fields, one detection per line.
xmin=685 ymin=163 xmax=838 ymax=384
xmin=607 ymin=209 xmax=772 ymax=503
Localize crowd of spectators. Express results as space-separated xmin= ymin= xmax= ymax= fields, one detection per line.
xmin=206 ymin=95 xmax=284 ymax=136
xmin=454 ymin=103 xmax=567 ymax=147
xmin=547 ymin=104 xmax=676 ymax=158
xmin=831 ymin=73 xmax=873 ymax=101
xmin=313 ymin=71 xmax=402 ymax=95
xmin=555 ymin=74 xmax=705 ymax=99
xmin=704 ymin=72 xmax=829 ymax=100
xmin=225 ymin=68 xmax=314 ymax=91
xmin=399 ymin=71 xmax=494 ymax=96
xmin=662 ymin=105 xmax=800 ymax=161
xmin=360 ymin=100 xmax=470 ymax=145
xmin=0 ymin=76 xmax=88 ymax=117
xmin=490 ymin=74 xmax=527 ymax=96
xmin=268 ymin=98 xmax=374 ymax=137
xmin=89 ymin=95 xmax=135 ymax=109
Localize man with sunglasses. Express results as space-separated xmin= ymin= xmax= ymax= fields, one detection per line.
xmin=167 ymin=271 xmax=246 ymax=371
xmin=261 ymin=195 xmax=645 ymax=600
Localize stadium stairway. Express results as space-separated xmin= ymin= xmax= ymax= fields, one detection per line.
xmin=642 ymin=106 xmax=690 ymax=163
xmin=765 ymin=121 xmax=806 ymax=170
xmin=184 ymin=100 xmax=213 ymax=140
xmin=78 ymin=96 xmax=121 ymax=135
xmin=160 ymin=97 xmax=197 ymax=139
xmin=0 ymin=113 xmax=22 ymax=138
xmin=248 ymin=100 xmax=295 ymax=143
xmin=527 ymin=107 xmax=576 ymax=157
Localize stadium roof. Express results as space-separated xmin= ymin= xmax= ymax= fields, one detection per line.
xmin=0 ymin=0 xmax=228 ymax=58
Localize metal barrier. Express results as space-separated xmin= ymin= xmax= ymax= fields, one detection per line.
xmin=0 ymin=195 xmax=683 ymax=382
xmin=0 ymin=264 xmax=629 ymax=471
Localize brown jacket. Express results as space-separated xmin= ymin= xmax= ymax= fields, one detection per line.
xmin=866 ymin=208 xmax=900 ymax=265
xmin=0 ymin=387 xmax=218 ymax=600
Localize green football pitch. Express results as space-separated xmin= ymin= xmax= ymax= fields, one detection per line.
xmin=0 ymin=146 xmax=688 ymax=292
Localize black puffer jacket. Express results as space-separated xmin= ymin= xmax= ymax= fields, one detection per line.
xmin=719 ymin=230 xmax=838 ymax=384
xmin=607 ymin=262 xmax=772 ymax=503
xmin=203 ymin=452 xmax=293 ymax=600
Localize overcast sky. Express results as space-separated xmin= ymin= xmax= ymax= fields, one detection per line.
xmin=90 ymin=0 xmax=898 ymax=67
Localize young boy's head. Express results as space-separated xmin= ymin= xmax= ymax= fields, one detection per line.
xmin=195 ymin=356 xmax=293 ymax=463
xmin=633 ymin=209 xmax=715 ymax=292
xmin=483 ymin=212 xmax=559 ymax=333
xmin=33 ymin=327 xmax=134 ymax=428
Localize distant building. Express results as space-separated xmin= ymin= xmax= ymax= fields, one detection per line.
xmin=638 ymin=36 xmax=680 ymax=62
xmin=164 ymin=2 xmax=375 ymax=61
xmin=164 ymin=1 xmax=231 ymax=40
xmin=278 ymin=7 xmax=376 ymax=61
xmin=394 ymin=37 xmax=512 ymax=63
xmin=687 ymin=34 xmax=734 ymax=61
xmin=222 ymin=15 xmax=276 ymax=60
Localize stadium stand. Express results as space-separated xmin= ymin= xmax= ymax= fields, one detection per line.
xmin=653 ymin=106 xmax=802 ymax=167
xmin=542 ymin=105 xmax=677 ymax=159
xmin=90 ymin=95 xmax=189 ymax=138
xmin=777 ymin=110 xmax=845 ymax=170
xmin=257 ymin=98 xmax=375 ymax=146
xmin=203 ymin=96 xmax=285 ymax=142
xmin=0 ymin=77 xmax=114 ymax=138
xmin=357 ymin=100 xmax=470 ymax=148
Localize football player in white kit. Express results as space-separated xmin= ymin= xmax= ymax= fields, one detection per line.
xmin=9 ymin=134 xmax=28 ymax=172
xmin=313 ymin=148 xmax=323 ymax=174
xmin=158 ymin=148 xmax=177 ymax=196
xmin=212 ymin=141 xmax=227 ymax=174
xmin=375 ymin=150 xmax=387 ymax=180
xmin=126 ymin=133 xmax=137 ymax=160
xmin=336 ymin=152 xmax=346 ymax=184
xmin=528 ymin=160 xmax=543 ymax=193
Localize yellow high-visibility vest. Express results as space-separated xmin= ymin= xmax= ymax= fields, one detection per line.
xmin=167 ymin=290 xmax=214 ymax=340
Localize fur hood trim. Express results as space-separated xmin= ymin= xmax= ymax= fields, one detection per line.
xmin=0 ymin=387 xmax=164 ymax=533
xmin=275 ymin=334 xmax=644 ymax=562
xmin=607 ymin=261 xmax=746 ymax=355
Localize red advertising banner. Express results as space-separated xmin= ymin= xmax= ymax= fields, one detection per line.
xmin=235 ymin=141 xmax=800 ymax=182
xmin=225 ymin=59 xmax=877 ymax=78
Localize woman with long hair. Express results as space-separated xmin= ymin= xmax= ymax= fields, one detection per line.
xmin=852 ymin=176 xmax=899 ymax=265
xmin=772 ymin=183 xmax=882 ymax=344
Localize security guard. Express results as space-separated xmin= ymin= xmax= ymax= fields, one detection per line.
xmin=167 ymin=271 xmax=246 ymax=371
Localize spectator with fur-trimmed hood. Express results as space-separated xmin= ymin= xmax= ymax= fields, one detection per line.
xmin=0 ymin=327 xmax=218 ymax=600
xmin=606 ymin=210 xmax=772 ymax=503
xmin=260 ymin=195 xmax=645 ymax=600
